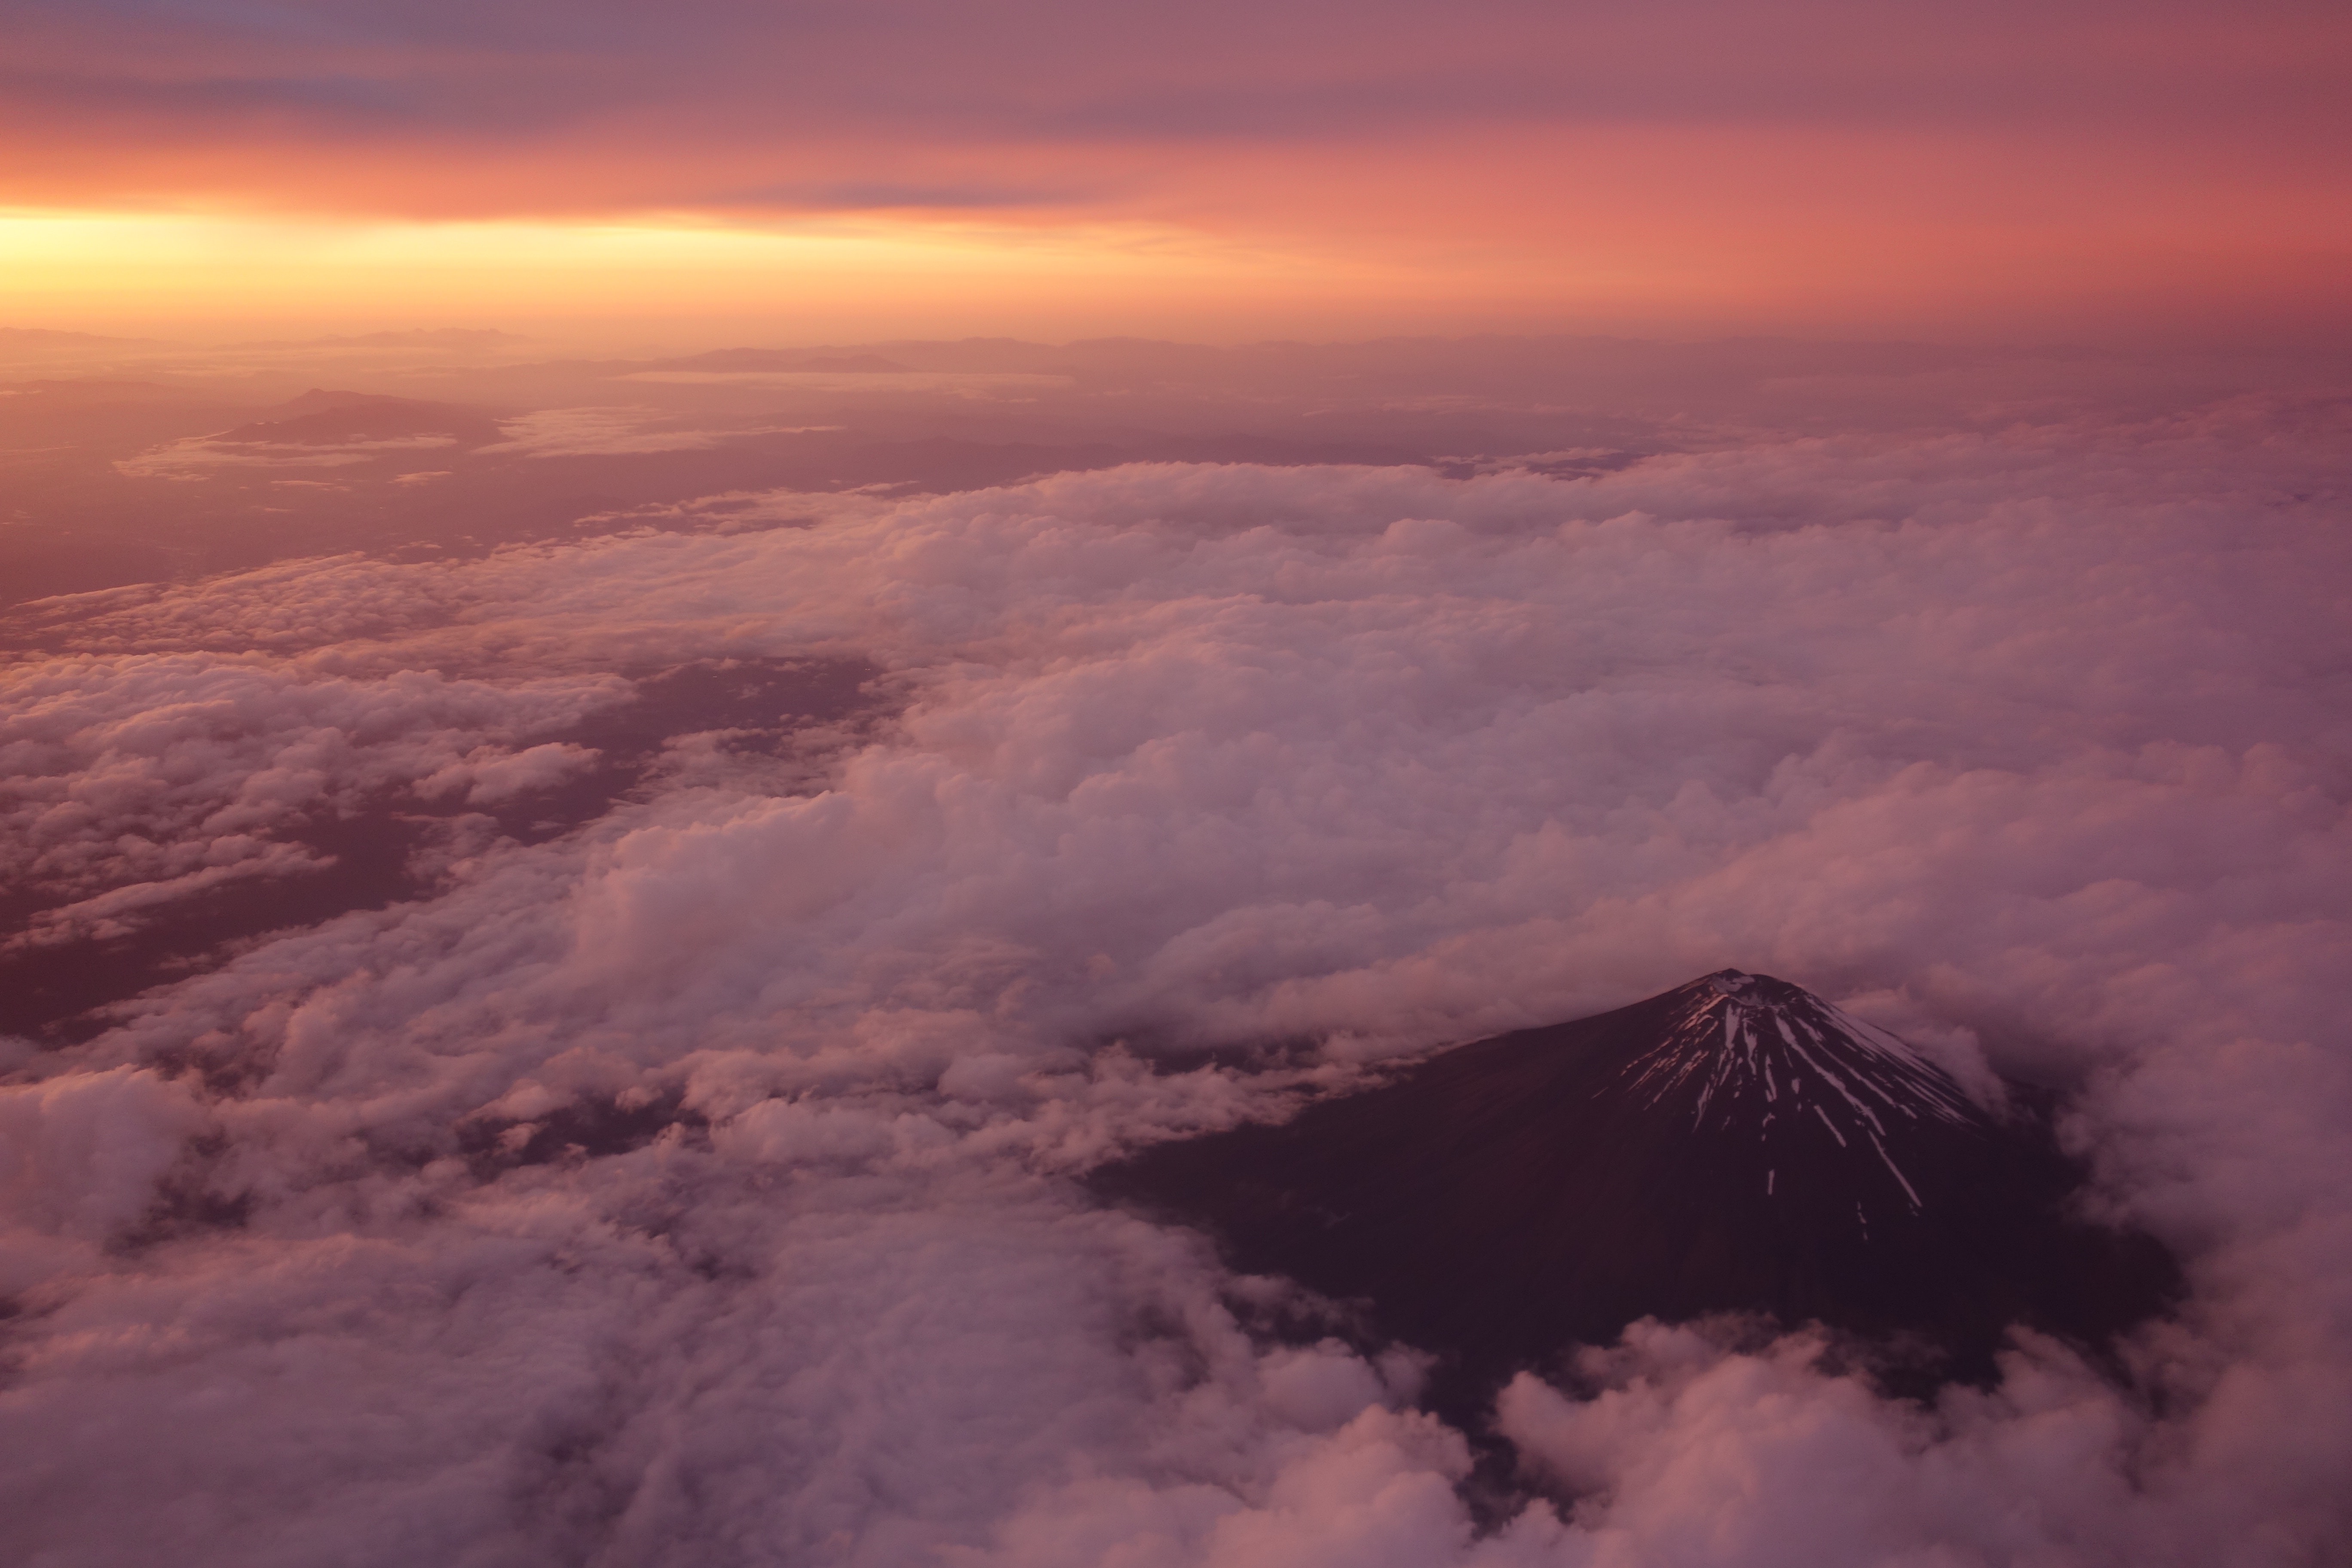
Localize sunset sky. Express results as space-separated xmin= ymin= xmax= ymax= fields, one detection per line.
xmin=8 ymin=0 xmax=2349 ymax=340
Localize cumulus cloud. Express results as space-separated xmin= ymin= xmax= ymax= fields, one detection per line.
xmin=1 ymin=401 xmax=2347 ymax=1564
xmin=1491 ymin=1314 xmax=2352 ymax=1567
xmin=0 ymin=655 xmax=630 ymax=951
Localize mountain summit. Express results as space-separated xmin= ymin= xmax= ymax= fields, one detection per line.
xmin=1615 ymin=968 xmax=1984 ymax=1214
xmin=1094 ymin=971 xmax=2179 ymax=1413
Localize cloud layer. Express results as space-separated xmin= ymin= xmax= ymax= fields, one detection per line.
xmin=2 ymin=398 xmax=2349 ymax=1564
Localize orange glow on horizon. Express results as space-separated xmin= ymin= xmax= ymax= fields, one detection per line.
xmin=7 ymin=189 xmax=2347 ymax=349
xmin=1 ymin=206 xmax=1527 ymax=341
xmin=3 ymin=0 xmax=2348 ymax=346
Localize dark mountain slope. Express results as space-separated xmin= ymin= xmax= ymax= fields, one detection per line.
xmin=1095 ymin=971 xmax=2180 ymax=1415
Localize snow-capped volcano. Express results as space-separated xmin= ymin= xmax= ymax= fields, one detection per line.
xmin=1093 ymin=971 xmax=2179 ymax=1421
xmin=1634 ymin=970 xmax=1980 ymax=1222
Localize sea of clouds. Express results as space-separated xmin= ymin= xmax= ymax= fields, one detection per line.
xmin=3 ymin=393 xmax=2348 ymax=1565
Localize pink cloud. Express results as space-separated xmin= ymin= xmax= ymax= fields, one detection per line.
xmin=0 ymin=397 xmax=2347 ymax=1561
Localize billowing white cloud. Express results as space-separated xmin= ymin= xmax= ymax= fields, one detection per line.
xmin=2 ymin=401 xmax=2347 ymax=1564
xmin=0 ymin=655 xmax=630 ymax=945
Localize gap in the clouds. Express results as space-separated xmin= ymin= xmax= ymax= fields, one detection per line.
xmin=0 ymin=808 xmax=440 ymax=1047
xmin=456 ymin=1090 xmax=714 ymax=1182
xmin=1087 ymin=1027 xmax=1341 ymax=1078
xmin=0 ymin=656 xmax=892 ymax=1047
xmin=117 ymin=1130 xmax=258 ymax=1247
xmin=557 ymin=656 xmax=884 ymax=786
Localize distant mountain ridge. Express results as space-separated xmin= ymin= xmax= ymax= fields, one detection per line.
xmin=223 ymin=329 xmax=527 ymax=351
xmin=1094 ymin=971 xmax=2181 ymax=1419
xmin=208 ymin=389 xmax=505 ymax=446
xmin=655 ymin=349 xmax=912 ymax=373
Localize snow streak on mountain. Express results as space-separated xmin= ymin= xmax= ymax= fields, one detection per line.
xmin=1636 ymin=970 xmax=1979 ymax=1221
